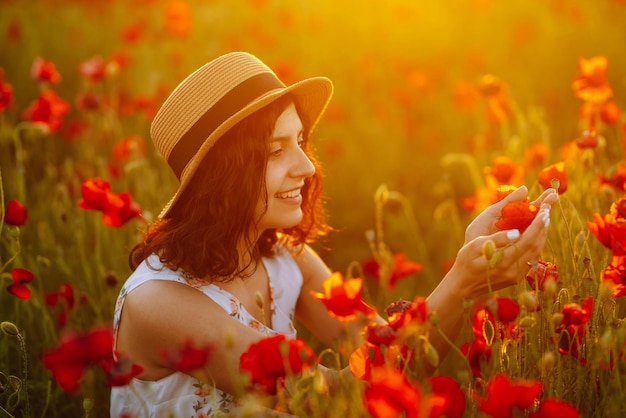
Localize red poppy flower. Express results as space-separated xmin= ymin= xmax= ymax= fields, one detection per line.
xmin=311 ymin=272 xmax=377 ymax=322
xmin=102 ymin=191 xmax=142 ymax=227
xmin=364 ymin=367 xmax=422 ymax=418
xmin=30 ymin=57 xmax=62 ymax=84
xmin=120 ymin=20 xmax=145 ymax=43
xmin=75 ymin=92 xmax=102 ymax=111
xmin=78 ymin=178 xmax=112 ymax=211
xmin=4 ymin=199 xmax=27 ymax=226
xmin=162 ymin=0 xmax=192 ymax=38
xmin=41 ymin=326 xmax=114 ymax=392
xmin=22 ymin=89 xmax=70 ymax=133
xmin=486 ymin=155 xmax=519 ymax=185
xmin=362 ymin=252 xmax=423 ymax=289
xmin=525 ymin=260 xmax=559 ymax=291
xmin=575 ymin=130 xmax=599 ymax=149
xmin=364 ymin=322 xmax=398 ymax=346
xmin=601 ymin=255 xmax=626 ymax=297
xmin=101 ymin=353 xmax=144 ymax=386
xmin=349 ymin=342 xmax=390 ymax=381
xmin=239 ymin=335 xmax=314 ymax=394
xmin=0 ymin=68 xmax=13 ymax=112
xmin=385 ymin=296 xmax=427 ymax=330
xmin=477 ymin=75 xmax=513 ymax=125
xmin=477 ymin=373 xmax=543 ymax=418
xmin=45 ymin=282 xmax=75 ymax=327
xmin=556 ymin=297 xmax=592 ymax=363
xmin=529 ymin=398 xmax=581 ymax=418
xmin=495 ymin=200 xmax=538 ymax=233
xmin=160 ymin=339 xmax=214 ymax=373
xmin=78 ymin=55 xmax=107 ymax=82
xmin=428 ymin=375 xmax=466 ymax=418
xmin=522 ymin=143 xmax=549 ymax=172
xmin=587 ymin=196 xmax=626 ymax=255
xmin=572 ymin=56 xmax=613 ymax=104
xmin=485 ymin=297 xmax=520 ymax=323
xmin=7 ymin=267 xmax=35 ymax=299
xmin=600 ymin=101 xmax=621 ymax=125
xmin=109 ymin=135 xmax=146 ymax=177
xmin=494 ymin=185 xmax=518 ymax=202
xmin=78 ymin=178 xmax=142 ymax=227
xmin=599 ymin=163 xmax=626 ymax=191
xmin=538 ymin=162 xmax=567 ymax=193
xmin=460 ymin=337 xmax=492 ymax=377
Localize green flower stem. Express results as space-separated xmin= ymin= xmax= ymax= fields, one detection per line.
xmin=0 ymin=406 xmax=16 ymax=418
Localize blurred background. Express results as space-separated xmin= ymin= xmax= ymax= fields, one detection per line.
xmin=2 ymin=0 xmax=626 ymax=298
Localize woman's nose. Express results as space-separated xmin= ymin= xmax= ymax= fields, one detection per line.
xmin=292 ymin=147 xmax=315 ymax=178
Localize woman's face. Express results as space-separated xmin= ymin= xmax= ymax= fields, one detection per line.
xmin=256 ymin=102 xmax=315 ymax=232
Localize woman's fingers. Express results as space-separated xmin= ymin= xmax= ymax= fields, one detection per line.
xmin=531 ymin=188 xmax=558 ymax=207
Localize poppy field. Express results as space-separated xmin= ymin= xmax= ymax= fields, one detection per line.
xmin=2 ymin=0 xmax=626 ymax=416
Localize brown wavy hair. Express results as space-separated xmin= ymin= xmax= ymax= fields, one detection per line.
xmin=129 ymin=94 xmax=329 ymax=282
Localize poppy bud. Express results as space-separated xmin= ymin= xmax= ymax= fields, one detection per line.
xmin=0 ymin=321 xmax=19 ymax=336
xmin=551 ymin=313 xmax=564 ymax=329
xmin=598 ymin=281 xmax=614 ymax=301
xmin=519 ymin=316 xmax=536 ymax=329
xmin=489 ymin=250 xmax=504 ymax=267
xmin=539 ymin=351 xmax=556 ymax=372
xmin=82 ymin=398 xmax=94 ymax=413
xmin=519 ymin=291 xmax=539 ymax=311
xmin=599 ymin=330 xmax=613 ymax=350
xmin=483 ymin=239 xmax=495 ymax=261
xmin=544 ymin=278 xmax=558 ymax=299
xmin=425 ymin=342 xmax=439 ymax=367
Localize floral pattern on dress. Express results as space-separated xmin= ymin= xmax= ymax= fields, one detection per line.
xmin=112 ymin=250 xmax=301 ymax=417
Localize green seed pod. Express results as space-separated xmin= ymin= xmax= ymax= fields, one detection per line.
xmin=489 ymin=250 xmax=504 ymax=267
xmin=482 ymin=239 xmax=496 ymax=261
xmin=0 ymin=322 xmax=19 ymax=337
xmin=425 ymin=343 xmax=440 ymax=367
xmin=539 ymin=351 xmax=556 ymax=372
xmin=519 ymin=316 xmax=536 ymax=328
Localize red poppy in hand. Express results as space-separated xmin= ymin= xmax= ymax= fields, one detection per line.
xmin=495 ymin=201 xmax=538 ymax=233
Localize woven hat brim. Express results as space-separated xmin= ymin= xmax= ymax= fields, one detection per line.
xmin=158 ymin=76 xmax=333 ymax=219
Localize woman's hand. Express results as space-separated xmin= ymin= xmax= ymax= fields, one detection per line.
xmin=464 ymin=185 xmax=558 ymax=245
xmin=452 ymin=199 xmax=553 ymax=299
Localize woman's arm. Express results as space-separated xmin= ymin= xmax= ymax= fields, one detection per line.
xmin=116 ymin=280 xmax=276 ymax=396
xmin=427 ymin=186 xmax=558 ymax=359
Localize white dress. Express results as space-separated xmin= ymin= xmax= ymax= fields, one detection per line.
xmin=110 ymin=245 xmax=302 ymax=418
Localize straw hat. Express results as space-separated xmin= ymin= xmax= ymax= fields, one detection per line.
xmin=151 ymin=51 xmax=334 ymax=218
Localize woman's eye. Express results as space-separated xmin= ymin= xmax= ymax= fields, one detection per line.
xmin=297 ymin=139 xmax=305 ymax=148
xmin=270 ymin=148 xmax=282 ymax=156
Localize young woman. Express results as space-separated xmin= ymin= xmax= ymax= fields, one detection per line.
xmin=110 ymin=52 xmax=557 ymax=417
